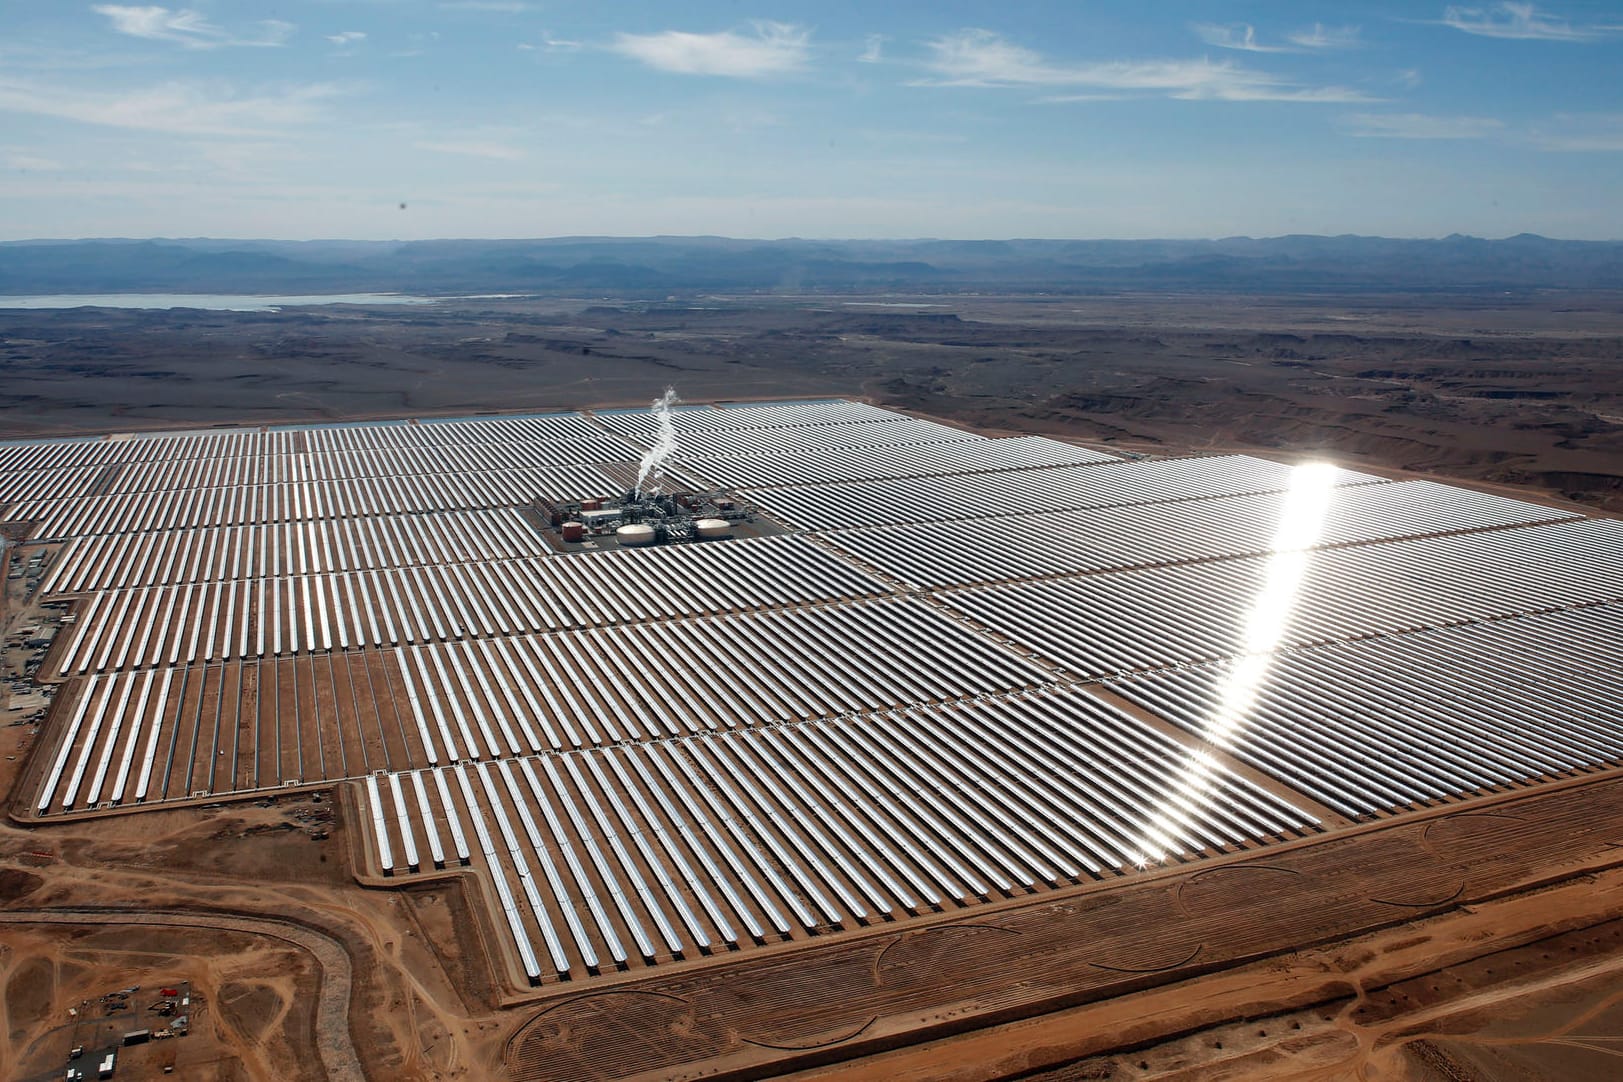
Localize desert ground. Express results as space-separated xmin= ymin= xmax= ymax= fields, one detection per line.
xmin=2 ymin=291 xmax=1621 ymax=1081
xmin=1 ymin=290 xmax=1620 ymax=509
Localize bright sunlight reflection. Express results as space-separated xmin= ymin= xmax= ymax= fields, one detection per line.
xmin=1129 ymin=461 xmax=1337 ymax=868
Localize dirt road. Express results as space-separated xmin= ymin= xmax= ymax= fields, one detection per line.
xmin=0 ymin=907 xmax=363 ymax=1081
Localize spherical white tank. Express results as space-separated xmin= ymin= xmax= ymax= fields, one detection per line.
xmin=694 ymin=517 xmax=731 ymax=539
xmin=616 ymin=523 xmax=657 ymax=546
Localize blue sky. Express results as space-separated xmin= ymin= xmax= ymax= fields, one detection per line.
xmin=2 ymin=2 xmax=1621 ymax=239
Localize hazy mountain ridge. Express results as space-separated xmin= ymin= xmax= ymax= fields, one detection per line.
xmin=3 ymin=235 xmax=1622 ymax=294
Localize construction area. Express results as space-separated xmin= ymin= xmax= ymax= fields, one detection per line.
xmin=2 ymin=397 xmax=1621 ymax=1080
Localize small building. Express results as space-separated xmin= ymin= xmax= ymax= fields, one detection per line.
xmin=98 ymin=1051 xmax=116 ymax=1078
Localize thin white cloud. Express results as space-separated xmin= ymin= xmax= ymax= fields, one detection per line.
xmin=920 ymin=30 xmax=1372 ymax=102
xmin=518 ymin=36 xmax=583 ymax=52
xmin=1529 ymin=114 xmax=1623 ymax=150
xmin=1440 ymin=3 xmax=1612 ymax=41
xmin=1344 ymin=112 xmax=1505 ymax=139
xmin=858 ymin=34 xmax=885 ymax=64
xmin=327 ymin=32 xmax=366 ymax=46
xmin=0 ymin=75 xmax=340 ymax=136
xmin=92 ymin=5 xmax=294 ymax=49
xmin=610 ymin=22 xmax=811 ymax=77
xmin=856 ymin=128 xmax=969 ymax=145
xmin=4 ymin=150 xmax=66 ymax=171
xmin=1033 ymin=93 xmax=1131 ymax=104
xmin=439 ymin=1 xmax=535 ymax=11
xmin=1193 ymin=23 xmax=1292 ymax=53
xmin=1195 ymin=21 xmax=1359 ymax=52
xmin=1288 ymin=23 xmax=1362 ymax=49
xmin=415 ymin=139 xmax=526 ymax=160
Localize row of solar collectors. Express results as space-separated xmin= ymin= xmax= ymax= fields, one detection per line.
xmin=101 ymin=438 xmax=641 ymax=494
xmin=43 ymin=509 xmax=548 ymax=594
xmin=0 ymin=440 xmax=118 ymax=475
xmin=678 ymin=435 xmax=1118 ymax=490
xmin=825 ymin=480 xmax=1582 ymax=589
xmin=314 ymin=411 xmax=604 ymax=450
xmin=0 ymin=414 xmax=969 ymax=513
xmin=13 ymin=463 xmax=621 ymax=540
xmin=35 ymin=651 xmax=433 ymax=812
xmin=614 ymin=417 xmax=982 ymax=460
xmin=31 ymin=597 xmax=1053 ymax=814
xmin=744 ymin=455 xmax=1386 ymax=532
xmin=0 ymin=463 xmax=107 ymax=508
xmin=385 ymin=599 xmax=1049 ymax=754
xmin=1109 ymin=604 xmax=1623 ymax=819
xmin=0 ymin=399 xmax=893 ymax=476
xmin=0 ymin=428 xmax=302 ymax=473
xmin=946 ymin=518 xmax=1623 ymax=679
xmin=0 ymin=410 xmax=612 ymax=481
xmin=596 ymin=399 xmax=900 ymax=436
xmin=36 ymin=670 xmax=179 ymax=812
xmin=367 ymin=690 xmax=1315 ymax=981
xmin=53 ymin=535 xmax=888 ymax=673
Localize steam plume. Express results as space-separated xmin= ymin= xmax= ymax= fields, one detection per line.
xmin=634 ymin=387 xmax=680 ymax=496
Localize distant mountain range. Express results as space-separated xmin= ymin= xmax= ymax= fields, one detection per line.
xmin=4 ymin=234 xmax=1623 ymax=295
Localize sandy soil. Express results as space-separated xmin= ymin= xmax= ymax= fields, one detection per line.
xmin=0 ymin=920 xmax=314 ymax=1081
xmin=785 ymin=867 xmax=1623 ymax=1082
xmin=0 ymin=765 xmax=511 ymax=1079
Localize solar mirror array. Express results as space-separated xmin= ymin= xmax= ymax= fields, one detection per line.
xmin=4 ymin=398 xmax=1619 ymax=987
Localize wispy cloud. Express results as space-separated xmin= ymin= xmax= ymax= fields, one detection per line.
xmin=0 ymin=41 xmax=159 ymax=71
xmin=0 ymin=75 xmax=340 ymax=136
xmin=1344 ymin=112 xmax=1505 ymax=139
xmin=1033 ymin=93 xmax=1131 ymax=104
xmin=1288 ymin=23 xmax=1362 ymax=49
xmin=92 ymin=5 xmax=294 ymax=49
xmin=519 ymin=34 xmax=582 ymax=53
xmin=439 ymin=1 xmax=535 ymax=11
xmin=1193 ymin=23 xmax=1292 ymax=53
xmin=1529 ymin=114 xmax=1623 ymax=150
xmin=415 ymin=139 xmax=526 ymax=160
xmin=920 ymin=30 xmax=1372 ymax=102
xmin=858 ymin=34 xmax=885 ymax=64
xmin=3 ymin=148 xmax=66 ymax=172
xmin=610 ymin=22 xmax=811 ymax=77
xmin=1344 ymin=110 xmax=1623 ymax=150
xmin=1440 ymin=3 xmax=1614 ymax=41
xmin=1195 ymin=21 xmax=1360 ymax=52
xmin=327 ymin=32 xmax=366 ymax=46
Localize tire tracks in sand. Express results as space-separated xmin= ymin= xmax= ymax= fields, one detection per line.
xmin=0 ymin=907 xmax=363 ymax=1082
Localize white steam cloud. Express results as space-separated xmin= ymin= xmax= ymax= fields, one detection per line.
xmin=634 ymin=387 xmax=680 ymax=496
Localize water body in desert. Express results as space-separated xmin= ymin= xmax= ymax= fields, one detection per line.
xmin=0 ymin=293 xmax=433 ymax=311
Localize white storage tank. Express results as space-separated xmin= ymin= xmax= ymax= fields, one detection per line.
xmin=616 ymin=523 xmax=657 ymax=547
xmin=694 ymin=518 xmax=731 ymax=540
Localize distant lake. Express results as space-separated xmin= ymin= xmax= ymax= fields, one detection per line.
xmin=0 ymin=293 xmax=435 ymax=311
